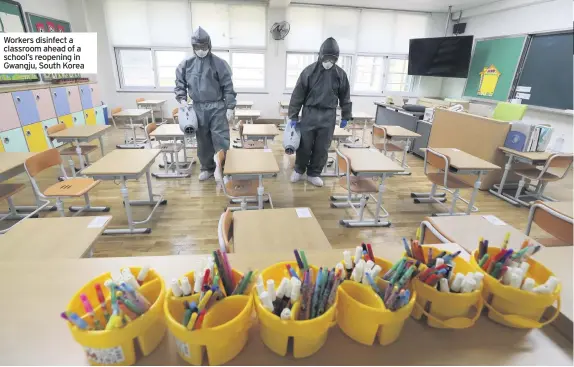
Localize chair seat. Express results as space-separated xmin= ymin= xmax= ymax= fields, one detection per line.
xmin=159 ymin=142 xmax=184 ymax=152
xmin=373 ymin=142 xmax=403 ymax=152
xmin=514 ymin=168 xmax=561 ymax=181
xmin=242 ymin=140 xmax=265 ymax=149
xmin=338 ymin=176 xmax=379 ymax=193
xmin=426 ymin=172 xmax=473 ymax=189
xmin=60 ymin=145 xmax=98 ymax=156
xmin=0 ymin=183 xmax=26 ymax=200
xmin=225 ymin=179 xmax=258 ymax=197
xmin=44 ymin=178 xmax=101 ymax=197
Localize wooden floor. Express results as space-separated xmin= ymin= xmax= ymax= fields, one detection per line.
xmin=1 ymin=125 xmax=572 ymax=257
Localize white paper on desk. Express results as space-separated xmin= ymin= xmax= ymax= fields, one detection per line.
xmin=516 ymin=92 xmax=531 ymax=100
xmin=369 ymin=148 xmax=379 ymax=153
xmin=516 ymin=86 xmax=531 ymax=93
xmin=296 ymin=208 xmax=312 ymax=218
xmin=88 ymin=216 xmax=110 ymax=228
xmin=482 ymin=215 xmax=507 ymax=226
xmin=264 ymin=148 xmax=272 ymax=153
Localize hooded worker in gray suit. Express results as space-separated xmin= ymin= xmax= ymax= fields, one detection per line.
xmin=175 ymin=27 xmax=237 ymax=181
xmin=288 ymin=37 xmax=352 ymax=187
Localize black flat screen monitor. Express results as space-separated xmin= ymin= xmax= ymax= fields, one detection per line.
xmin=408 ymin=36 xmax=474 ymax=78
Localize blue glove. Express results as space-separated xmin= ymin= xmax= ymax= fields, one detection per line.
xmin=289 ymin=120 xmax=297 ymax=128
xmin=340 ymin=120 xmax=348 ymax=128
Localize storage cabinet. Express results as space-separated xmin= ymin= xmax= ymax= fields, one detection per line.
xmin=94 ymin=105 xmax=106 ymax=125
xmin=41 ymin=118 xmax=63 ymax=148
xmin=12 ymin=91 xmax=40 ymax=126
xmin=52 ymin=87 xmax=70 ymax=116
xmin=23 ymin=122 xmax=49 ymax=152
xmin=79 ymin=84 xmax=93 ymax=109
xmin=58 ymin=114 xmax=74 ymax=128
xmin=66 ymin=86 xmax=83 ymax=113
xmin=0 ymin=128 xmax=29 ymax=152
xmin=0 ymin=139 xmax=4 ymax=152
xmin=32 ymin=88 xmax=56 ymax=121
xmin=72 ymin=111 xmax=86 ymax=126
xmin=90 ymin=83 xmax=102 ymax=107
xmin=84 ymin=108 xmax=96 ymax=125
xmin=0 ymin=93 xmax=21 ymax=132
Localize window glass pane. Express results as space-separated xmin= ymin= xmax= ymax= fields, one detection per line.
xmin=323 ymin=8 xmax=359 ymax=53
xmin=389 ymin=59 xmax=408 ymax=73
xmin=156 ymin=51 xmax=187 ymax=88
xmin=191 ymin=3 xmax=230 ymax=47
xmin=338 ymin=55 xmax=353 ymax=79
xmin=353 ymin=56 xmax=383 ymax=92
xmin=118 ymin=49 xmax=155 ymax=87
xmin=286 ymin=6 xmax=324 ymax=51
xmin=386 ymin=59 xmax=412 ymax=92
xmin=357 ymin=10 xmax=395 ymax=53
xmin=286 ymin=53 xmax=316 ymax=89
xmin=148 ymin=1 xmax=191 ymax=46
xmin=232 ymin=53 xmax=265 ymax=89
xmin=229 ymin=5 xmax=266 ymax=47
xmin=105 ymin=0 xmax=150 ymax=46
xmin=394 ymin=13 xmax=428 ymax=53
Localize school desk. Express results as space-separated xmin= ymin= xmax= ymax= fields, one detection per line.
xmin=331 ymin=148 xmax=404 ymax=227
xmin=112 ymin=108 xmax=153 ymax=149
xmin=490 ymin=147 xmax=554 ymax=206
xmin=242 ymin=124 xmax=279 ymax=149
xmin=81 ymin=149 xmax=166 ymax=235
xmin=0 ymin=216 xmax=111 ymax=259
xmin=374 ymin=125 xmax=421 ymax=175
xmin=48 ymin=125 xmax=111 ymax=174
xmin=236 ymin=101 xmax=254 ymax=109
xmin=0 ymin=247 xmax=571 ymax=366
xmin=233 ymin=208 xmax=331 ymax=253
xmin=149 ymin=124 xmax=193 ymax=178
xmin=223 ymin=149 xmax=279 ymax=210
xmin=344 ymin=111 xmax=374 ymax=148
xmin=526 ymin=200 xmax=573 ymax=246
xmin=135 ymin=99 xmax=167 ymax=124
xmin=235 ymin=109 xmax=261 ymax=124
xmin=416 ymin=148 xmax=500 ymax=215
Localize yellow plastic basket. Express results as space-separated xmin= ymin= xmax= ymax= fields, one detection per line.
xmin=253 ymin=261 xmax=337 ymax=359
xmin=471 ymin=247 xmax=561 ymax=329
xmin=410 ymin=247 xmax=483 ymax=329
xmin=336 ymin=256 xmax=416 ymax=346
xmin=164 ymin=269 xmax=254 ymax=366
xmin=66 ymin=267 xmax=166 ymax=366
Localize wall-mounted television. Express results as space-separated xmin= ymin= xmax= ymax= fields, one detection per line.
xmin=408 ymin=36 xmax=474 ymax=78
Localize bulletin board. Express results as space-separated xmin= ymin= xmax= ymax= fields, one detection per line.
xmin=0 ymin=0 xmax=40 ymax=83
xmin=463 ymin=36 xmax=527 ymax=101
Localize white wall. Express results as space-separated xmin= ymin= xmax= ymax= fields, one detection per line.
xmin=440 ymin=0 xmax=573 ymax=152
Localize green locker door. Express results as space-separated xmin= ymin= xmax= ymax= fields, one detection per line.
xmin=94 ymin=106 xmax=106 ymax=125
xmin=0 ymin=128 xmax=29 ymax=152
xmin=72 ymin=111 xmax=86 ymax=126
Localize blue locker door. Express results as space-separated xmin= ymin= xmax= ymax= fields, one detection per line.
xmin=0 ymin=128 xmax=29 ymax=152
xmin=51 ymin=87 xmax=71 ymax=116
xmin=79 ymin=85 xmax=93 ymax=109
xmin=12 ymin=91 xmax=40 ymax=126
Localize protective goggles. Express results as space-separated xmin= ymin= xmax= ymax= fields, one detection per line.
xmin=192 ymin=44 xmax=209 ymax=52
xmin=321 ymin=54 xmax=338 ymax=64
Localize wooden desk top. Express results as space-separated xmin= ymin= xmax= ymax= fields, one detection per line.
xmin=113 ymin=109 xmax=151 ymax=118
xmin=0 ymin=152 xmax=36 ymax=175
xmin=375 ymin=125 xmax=421 ymax=138
xmin=137 ymin=99 xmax=166 ymax=105
xmin=242 ymin=124 xmax=279 ymax=137
xmin=426 ymin=148 xmax=500 ymax=171
xmin=535 ymin=200 xmax=573 ymax=219
xmin=48 ymin=125 xmax=111 ymax=139
xmin=235 ymin=109 xmax=261 ymax=117
xmin=224 ymin=149 xmax=279 ymax=175
xmin=333 ymin=126 xmax=352 ymax=138
xmin=233 ymin=208 xmax=331 ymax=253
xmin=149 ymin=124 xmax=183 ymax=138
xmin=339 ymin=148 xmax=405 ymax=173
xmin=499 ymin=147 xmax=553 ymax=161
xmin=353 ymin=112 xmax=374 ymax=120
xmin=0 ymin=246 xmax=571 ymax=365
xmin=0 ymin=216 xmax=111 ymax=259
xmin=81 ymin=149 xmax=160 ymax=176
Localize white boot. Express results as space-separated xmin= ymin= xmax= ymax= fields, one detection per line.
xmin=198 ymin=171 xmax=214 ymax=181
xmin=290 ymin=171 xmax=302 ymax=183
xmin=307 ymin=176 xmax=324 ymax=187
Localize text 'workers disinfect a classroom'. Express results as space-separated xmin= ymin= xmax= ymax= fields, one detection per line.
xmin=0 ymin=33 xmax=97 ymax=74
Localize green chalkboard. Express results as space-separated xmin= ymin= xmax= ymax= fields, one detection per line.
xmin=463 ymin=36 xmax=527 ymax=101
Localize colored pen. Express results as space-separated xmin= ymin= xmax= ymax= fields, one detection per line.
xmin=402 ymin=238 xmax=413 ymax=258
xmin=194 ymin=310 xmax=207 ymax=330
xmin=294 ymin=250 xmax=304 ymax=270
xmin=80 ymin=294 xmax=102 ymax=330
xmin=366 ymin=243 xmax=375 ymax=261
xmin=299 ymin=250 xmax=309 ymax=270
xmin=186 ymin=312 xmax=199 ymax=330
xmin=68 ymin=311 xmax=90 ymax=330
xmin=94 ymin=283 xmax=111 ymax=321
xmin=137 ymin=265 xmax=150 ymax=285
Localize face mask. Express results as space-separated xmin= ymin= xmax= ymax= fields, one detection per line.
xmin=322 ymin=61 xmax=334 ymax=70
xmin=195 ymin=50 xmax=208 ymax=58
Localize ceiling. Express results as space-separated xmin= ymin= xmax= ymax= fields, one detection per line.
xmin=292 ymin=0 xmax=501 ymax=12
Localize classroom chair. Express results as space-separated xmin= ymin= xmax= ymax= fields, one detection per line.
xmin=411 ymin=148 xmax=478 ymax=216
xmin=24 ymin=148 xmax=109 ymax=217
xmin=217 ymin=208 xmax=233 ymax=253
xmin=512 ymin=153 xmax=573 ymax=206
xmin=214 ymin=150 xmax=273 ymax=211
xmin=492 ymin=102 xmax=527 ymax=121
xmin=333 ymin=148 xmax=390 ymax=225
xmin=372 ymin=125 xmax=403 ymax=157
xmin=109 ymin=107 xmax=122 ymax=128
xmin=47 ymin=123 xmax=99 ymax=177
xmin=145 ymin=122 xmax=187 ymax=176
xmin=0 ymin=184 xmax=49 ymax=234
xmin=233 ymin=120 xmax=265 ymax=149
xmin=172 ymin=108 xmax=179 ymax=124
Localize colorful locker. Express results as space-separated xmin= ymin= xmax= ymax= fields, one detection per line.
xmin=94 ymin=105 xmax=106 ymax=125
xmin=23 ymin=122 xmax=49 ymax=152
xmin=90 ymin=83 xmax=102 ymax=107
xmin=72 ymin=111 xmax=86 ymax=126
xmin=79 ymin=84 xmax=93 ymax=109
xmin=66 ymin=86 xmax=83 ymax=113
xmin=51 ymin=87 xmax=71 ymax=116
xmin=12 ymin=91 xmax=40 ymax=126
xmin=0 ymin=139 xmax=4 ymax=152
xmin=84 ymin=109 xmax=96 ymax=125
xmin=0 ymin=128 xmax=29 ymax=152
xmin=32 ymin=88 xmax=56 ymax=121
xmin=41 ymin=118 xmax=63 ymax=148
xmin=0 ymin=93 xmax=21 ymax=132
xmin=58 ymin=114 xmax=74 ymax=128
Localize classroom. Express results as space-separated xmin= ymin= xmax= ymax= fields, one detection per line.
xmin=0 ymin=0 xmax=572 ymax=365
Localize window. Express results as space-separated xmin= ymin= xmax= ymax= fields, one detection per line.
xmin=386 ymin=59 xmax=413 ymax=92
xmin=156 ymin=51 xmax=188 ymax=88
xmin=286 ymin=53 xmax=316 ymax=89
xmin=231 ymin=53 xmax=265 ymax=89
xmin=116 ymin=49 xmax=155 ymax=88
xmin=353 ymin=56 xmax=384 ymax=93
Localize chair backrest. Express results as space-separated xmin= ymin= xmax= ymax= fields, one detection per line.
xmin=372 ymin=125 xmax=387 ymax=141
xmin=111 ymin=107 xmax=122 ymax=115
xmin=146 ymin=122 xmax=157 ymax=136
xmin=222 ymin=208 xmax=233 ymax=252
xmin=424 ymin=148 xmax=450 ymax=187
xmin=46 ymin=123 xmax=66 ymax=135
xmin=136 ymin=98 xmax=145 ymax=104
xmin=172 ymin=108 xmax=178 ymax=117
xmin=542 ymin=154 xmax=573 ymax=180
xmin=25 ymin=148 xmax=63 ymax=178
xmin=492 ymin=102 xmax=527 ymax=122
xmin=336 ymin=148 xmax=353 ymax=191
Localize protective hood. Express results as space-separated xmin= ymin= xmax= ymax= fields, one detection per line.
xmin=319 ymin=37 xmax=339 ymax=59
xmin=191 ymin=26 xmax=212 ymax=51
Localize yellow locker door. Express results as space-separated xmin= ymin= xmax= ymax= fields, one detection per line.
xmin=58 ymin=114 xmax=74 ymax=128
xmin=84 ymin=108 xmax=96 ymax=125
xmin=23 ymin=122 xmax=49 ymax=152
xmin=0 ymin=139 xmax=4 ymax=152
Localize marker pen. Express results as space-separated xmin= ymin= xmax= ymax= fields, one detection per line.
xmin=435 ymin=258 xmax=445 ymax=267
xmin=80 ymin=294 xmax=102 ymax=330
xmin=180 ymin=277 xmax=193 ymax=296
xmin=354 ymin=246 xmax=363 ymax=265
xmin=290 ymin=277 xmax=302 ymax=303
xmin=460 ymin=278 xmax=476 ymax=293
xmin=198 ymin=290 xmax=212 ymax=311
xmin=521 ymin=278 xmax=535 ymax=292
xmin=343 ymin=250 xmax=353 ymax=279
xmin=544 ymin=276 xmax=559 ymax=293
xmin=365 ymin=260 xmax=375 ymax=271
xmin=473 ymin=272 xmax=484 ymax=291
xmin=267 ymin=279 xmax=276 ymax=302
xmin=186 ymin=312 xmax=199 ymax=330
xmin=439 ymin=278 xmax=450 ymax=293
xmin=256 ymin=282 xmax=265 ymax=296
xmin=450 ymin=273 xmax=464 ymax=292
xmin=280 ymin=308 xmax=291 ymax=320
xmin=260 ymin=291 xmax=274 ymax=312
xmin=371 ymin=265 xmax=382 ymax=279
xmin=193 ymin=273 xmax=203 ymax=294
xmin=137 ymin=265 xmax=150 ymax=285
xmin=171 ymin=279 xmax=183 ymax=297
xmin=509 ymin=273 xmax=521 ymax=288
xmin=272 ymin=278 xmax=287 ymax=314
xmin=94 ymin=283 xmax=111 ymax=321
xmin=362 ymin=269 xmax=371 ymax=285
xmin=68 ymin=311 xmax=90 ymax=330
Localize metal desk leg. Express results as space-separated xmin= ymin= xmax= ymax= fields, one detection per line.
xmin=340 ymin=176 xmax=391 ymax=227
xmin=394 ymin=138 xmax=412 ymax=176
xmin=257 ymin=175 xmax=264 ymax=209
xmin=75 ymin=138 xmax=85 ymax=170
xmin=264 ymin=137 xmax=268 ymax=149
xmin=489 ymin=154 xmax=519 ymax=205
xmin=98 ymin=136 xmax=105 ymax=157
xmin=467 ymin=171 xmax=482 ymax=215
